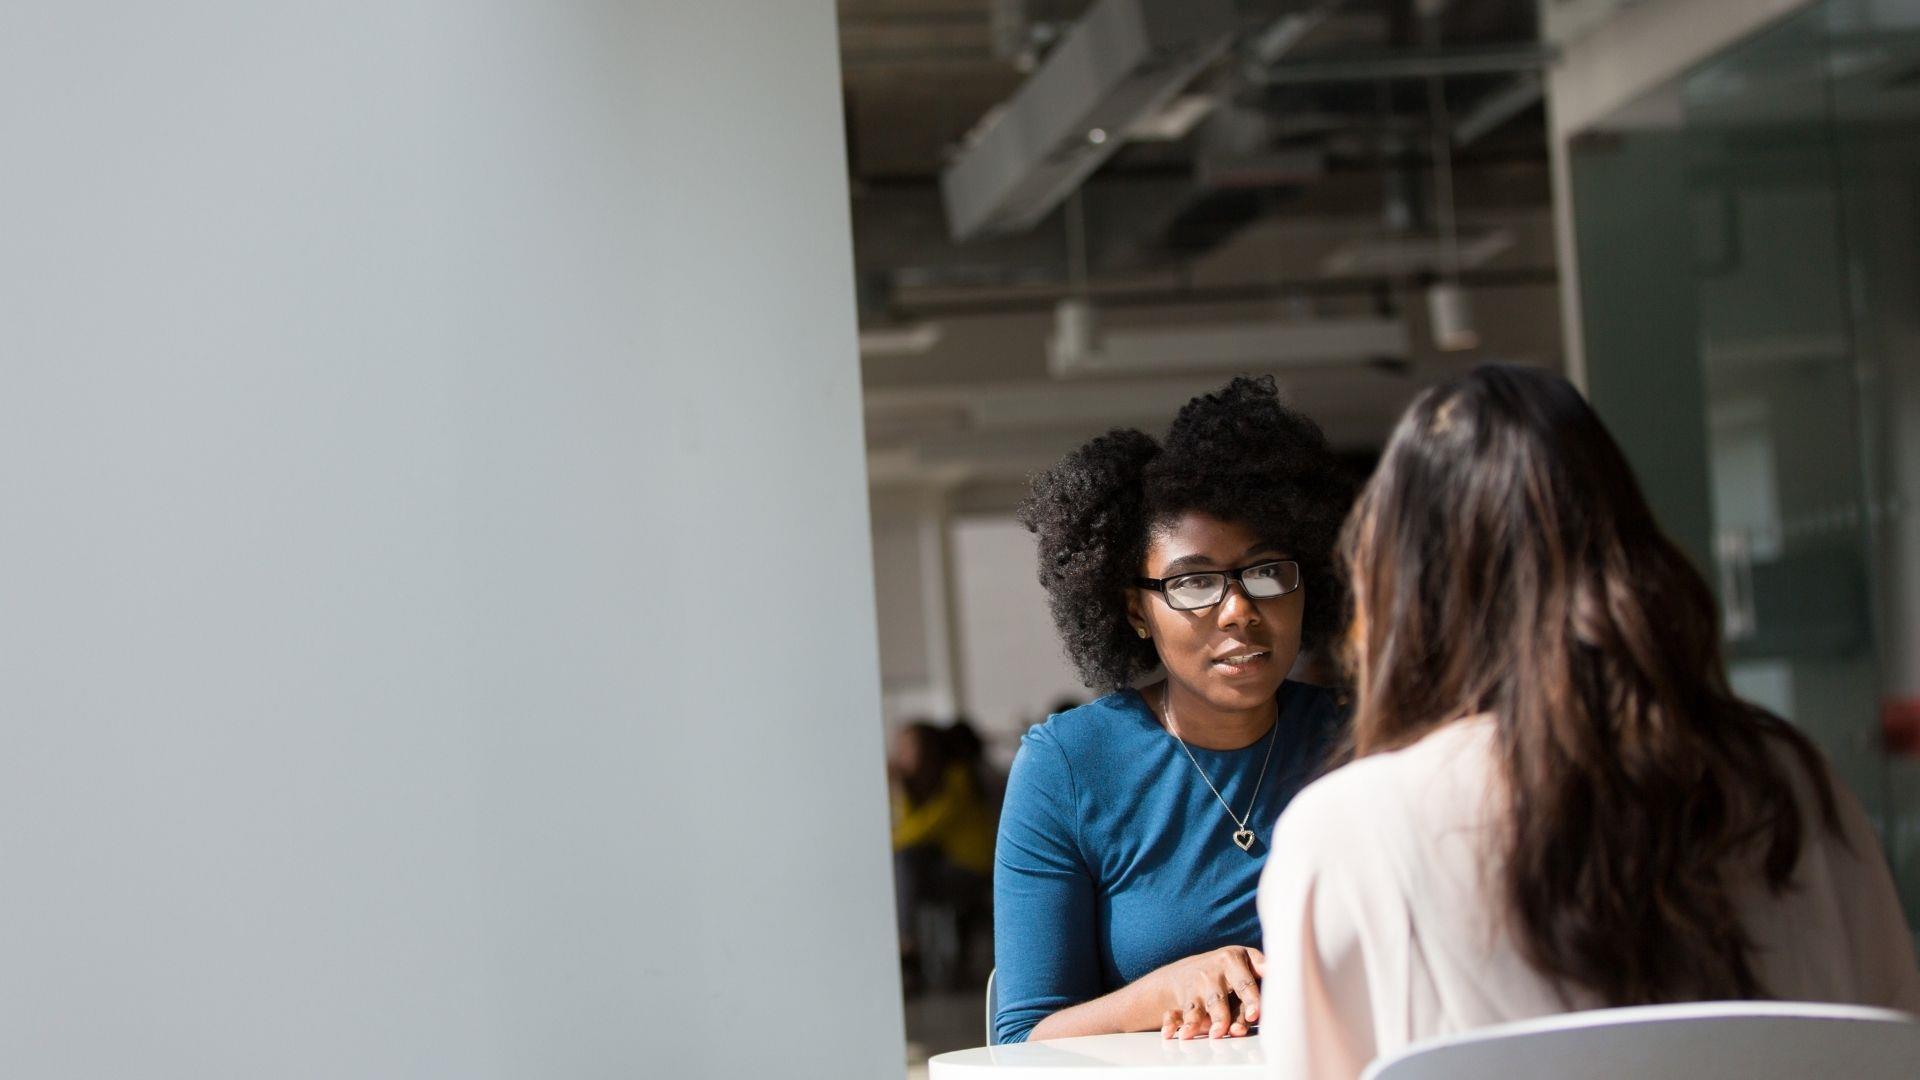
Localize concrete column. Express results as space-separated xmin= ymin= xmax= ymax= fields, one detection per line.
xmin=0 ymin=4 xmax=901 ymax=1077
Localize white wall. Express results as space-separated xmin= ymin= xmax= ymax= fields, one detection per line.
xmin=951 ymin=516 xmax=1089 ymax=761
xmin=868 ymin=503 xmax=1087 ymax=763
xmin=871 ymin=488 xmax=960 ymax=726
xmin=0 ymin=4 xmax=902 ymax=1078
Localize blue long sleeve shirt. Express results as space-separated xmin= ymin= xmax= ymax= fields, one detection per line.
xmin=991 ymin=681 xmax=1341 ymax=1045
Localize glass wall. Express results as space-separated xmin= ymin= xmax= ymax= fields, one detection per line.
xmin=1572 ymin=0 xmax=1920 ymax=932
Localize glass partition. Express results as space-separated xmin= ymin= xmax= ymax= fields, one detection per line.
xmin=1573 ymin=0 xmax=1920 ymax=932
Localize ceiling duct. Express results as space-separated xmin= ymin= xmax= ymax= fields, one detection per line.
xmin=940 ymin=0 xmax=1236 ymax=242
xmin=1082 ymin=106 xmax=1326 ymax=270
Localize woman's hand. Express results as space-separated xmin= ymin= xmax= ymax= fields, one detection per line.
xmin=1018 ymin=944 xmax=1267 ymax=1043
xmin=1146 ymin=946 xmax=1265 ymax=1040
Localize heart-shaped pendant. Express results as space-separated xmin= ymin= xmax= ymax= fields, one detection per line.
xmin=1232 ymin=828 xmax=1255 ymax=852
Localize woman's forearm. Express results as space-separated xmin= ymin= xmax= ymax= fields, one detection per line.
xmin=1021 ymin=945 xmax=1265 ymax=1043
xmin=1026 ymin=979 xmax=1158 ymax=1041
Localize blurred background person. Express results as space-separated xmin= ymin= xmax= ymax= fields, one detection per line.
xmin=942 ymin=717 xmax=1003 ymax=818
xmin=890 ymin=719 xmax=997 ymax=995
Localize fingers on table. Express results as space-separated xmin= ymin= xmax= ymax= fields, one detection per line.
xmin=1161 ymin=949 xmax=1264 ymax=1040
xmin=1175 ymin=995 xmax=1209 ymax=1040
xmin=1224 ymin=949 xmax=1263 ymax=1025
xmin=1172 ymin=979 xmax=1231 ymax=1040
xmin=1204 ymin=987 xmax=1233 ymax=1038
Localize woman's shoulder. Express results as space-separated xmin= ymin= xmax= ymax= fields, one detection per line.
xmin=1278 ymin=716 xmax=1498 ymax=841
xmin=1000 ymin=692 xmax=1151 ymax=836
xmin=1264 ymin=719 xmax=1501 ymax=930
xmin=1020 ymin=689 xmax=1154 ymax=753
xmin=1007 ymin=691 xmax=1159 ymax=808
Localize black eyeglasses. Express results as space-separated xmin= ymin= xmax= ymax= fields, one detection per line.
xmin=1134 ymin=559 xmax=1302 ymax=612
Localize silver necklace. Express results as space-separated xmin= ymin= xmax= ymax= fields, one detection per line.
xmin=1161 ymin=690 xmax=1280 ymax=853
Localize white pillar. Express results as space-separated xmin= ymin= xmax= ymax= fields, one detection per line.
xmin=0 ymin=3 xmax=902 ymax=1077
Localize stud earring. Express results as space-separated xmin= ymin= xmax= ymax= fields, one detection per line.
xmin=1135 ymin=626 xmax=1150 ymax=639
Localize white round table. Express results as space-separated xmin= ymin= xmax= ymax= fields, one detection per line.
xmin=929 ymin=1033 xmax=1265 ymax=1078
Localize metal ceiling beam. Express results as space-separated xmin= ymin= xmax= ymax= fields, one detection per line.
xmin=1453 ymin=71 xmax=1545 ymax=145
xmin=1250 ymin=43 xmax=1554 ymax=86
xmin=885 ymin=265 xmax=1560 ymax=318
xmin=939 ymin=0 xmax=1236 ymax=240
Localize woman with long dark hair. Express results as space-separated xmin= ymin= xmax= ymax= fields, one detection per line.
xmin=1257 ymin=365 xmax=1918 ymax=1078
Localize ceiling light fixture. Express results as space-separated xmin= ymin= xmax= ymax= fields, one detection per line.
xmin=857 ymin=322 xmax=944 ymax=357
xmin=1048 ymin=307 xmax=1409 ymax=378
xmin=1425 ymin=282 xmax=1478 ymax=353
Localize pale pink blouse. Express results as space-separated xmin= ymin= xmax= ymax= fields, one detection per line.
xmin=1257 ymin=716 xmax=1920 ymax=1080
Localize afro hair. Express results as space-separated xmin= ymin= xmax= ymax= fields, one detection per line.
xmin=1016 ymin=376 xmax=1354 ymax=690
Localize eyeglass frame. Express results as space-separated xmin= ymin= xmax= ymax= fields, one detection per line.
xmin=1133 ymin=559 xmax=1303 ymax=612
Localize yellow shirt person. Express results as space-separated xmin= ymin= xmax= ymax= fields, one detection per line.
xmin=891 ymin=761 xmax=994 ymax=876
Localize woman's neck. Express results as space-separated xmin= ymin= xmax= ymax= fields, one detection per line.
xmin=1152 ymin=681 xmax=1277 ymax=751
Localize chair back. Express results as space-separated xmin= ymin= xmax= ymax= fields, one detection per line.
xmin=983 ymin=967 xmax=999 ymax=1046
xmin=1363 ymin=1001 xmax=1920 ymax=1080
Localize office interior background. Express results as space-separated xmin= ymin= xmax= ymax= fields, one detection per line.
xmin=851 ymin=0 xmax=1920 ymax=1069
xmin=1 ymin=1 xmax=1916 ymax=1078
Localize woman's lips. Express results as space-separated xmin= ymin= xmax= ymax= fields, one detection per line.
xmin=1210 ymin=650 xmax=1271 ymax=676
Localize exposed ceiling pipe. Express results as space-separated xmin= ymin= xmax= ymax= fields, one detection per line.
xmin=1453 ymin=71 xmax=1545 ymax=146
xmin=1422 ymin=6 xmax=1479 ymax=352
xmin=887 ymin=264 xmax=1559 ymax=318
xmin=1250 ymin=43 xmax=1553 ymax=86
xmin=990 ymin=0 xmax=1031 ymax=63
xmin=1245 ymin=0 xmax=1352 ymax=68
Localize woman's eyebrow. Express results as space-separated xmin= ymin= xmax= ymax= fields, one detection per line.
xmin=1158 ymin=543 xmax=1289 ymax=576
xmin=1157 ymin=553 xmax=1218 ymax=575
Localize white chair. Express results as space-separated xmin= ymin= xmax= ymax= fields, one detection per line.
xmin=1363 ymin=1001 xmax=1920 ymax=1080
xmin=983 ymin=967 xmax=998 ymax=1046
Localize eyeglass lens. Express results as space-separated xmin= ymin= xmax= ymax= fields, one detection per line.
xmin=1162 ymin=561 xmax=1299 ymax=611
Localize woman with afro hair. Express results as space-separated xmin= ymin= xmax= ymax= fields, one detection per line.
xmin=992 ymin=376 xmax=1351 ymax=1046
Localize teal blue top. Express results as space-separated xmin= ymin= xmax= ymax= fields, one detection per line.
xmin=991 ymin=682 xmax=1342 ymax=1045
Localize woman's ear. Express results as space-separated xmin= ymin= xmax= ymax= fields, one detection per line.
xmin=1125 ymin=591 xmax=1150 ymax=639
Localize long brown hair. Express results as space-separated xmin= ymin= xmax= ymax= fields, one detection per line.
xmin=1341 ymin=364 xmax=1838 ymax=1006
